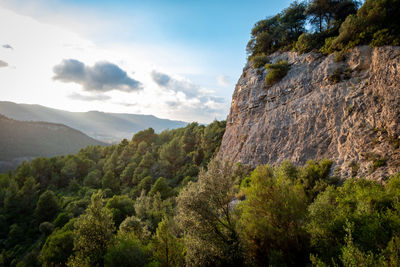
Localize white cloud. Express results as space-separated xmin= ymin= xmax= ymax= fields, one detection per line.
xmin=217 ymin=75 xmax=230 ymax=87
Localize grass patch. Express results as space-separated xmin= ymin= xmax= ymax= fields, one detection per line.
xmin=265 ymin=60 xmax=290 ymax=86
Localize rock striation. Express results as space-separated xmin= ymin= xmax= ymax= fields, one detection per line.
xmin=219 ymin=46 xmax=400 ymax=180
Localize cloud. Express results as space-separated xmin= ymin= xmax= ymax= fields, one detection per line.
xmin=53 ymin=59 xmax=142 ymax=92
xmin=217 ymin=75 xmax=230 ymax=87
xmin=0 ymin=60 xmax=8 ymax=68
xmin=151 ymin=71 xmax=171 ymax=87
xmin=68 ymin=92 xmax=111 ymax=101
xmin=2 ymin=44 xmax=13 ymax=49
xmin=151 ymin=70 xmax=228 ymax=121
xmin=151 ymin=70 xmax=203 ymax=98
xmin=151 ymin=70 xmax=225 ymax=104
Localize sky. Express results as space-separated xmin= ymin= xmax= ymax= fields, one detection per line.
xmin=0 ymin=0 xmax=292 ymax=123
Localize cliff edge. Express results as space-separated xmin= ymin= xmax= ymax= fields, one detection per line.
xmin=219 ymin=46 xmax=400 ymax=180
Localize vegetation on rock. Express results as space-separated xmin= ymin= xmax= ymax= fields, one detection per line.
xmin=248 ymin=0 xmax=400 ymax=68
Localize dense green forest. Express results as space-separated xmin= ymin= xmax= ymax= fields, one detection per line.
xmin=1 ymin=120 xmax=400 ymax=266
xmin=0 ymin=121 xmax=226 ymax=266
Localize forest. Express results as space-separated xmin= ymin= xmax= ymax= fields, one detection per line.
xmin=1 ymin=120 xmax=400 ymax=266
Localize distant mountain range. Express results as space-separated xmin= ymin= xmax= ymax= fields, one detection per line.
xmin=0 ymin=114 xmax=106 ymax=172
xmin=0 ymin=101 xmax=188 ymax=143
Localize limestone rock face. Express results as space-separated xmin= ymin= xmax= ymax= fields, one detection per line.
xmin=218 ymin=46 xmax=400 ymax=181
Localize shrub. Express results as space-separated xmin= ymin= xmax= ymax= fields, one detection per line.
xmin=295 ymin=33 xmax=322 ymax=54
xmin=349 ymin=161 xmax=360 ymax=177
xmin=39 ymin=222 xmax=54 ymax=236
xmin=250 ymin=54 xmax=270 ymax=69
xmin=370 ymin=158 xmax=387 ymax=173
xmin=334 ymin=50 xmax=347 ymax=62
xmin=265 ymin=60 xmax=290 ymax=85
xmin=328 ymin=68 xmax=342 ymax=84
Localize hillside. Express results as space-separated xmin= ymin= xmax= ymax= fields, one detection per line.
xmin=0 ymin=115 xmax=105 ymax=172
xmin=219 ymin=46 xmax=400 ymax=181
xmin=0 ymin=101 xmax=188 ymax=143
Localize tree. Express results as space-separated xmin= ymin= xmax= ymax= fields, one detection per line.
xmin=306 ymin=0 xmax=358 ymax=32
xmin=149 ymin=177 xmax=172 ymax=199
xmin=104 ymin=234 xmax=150 ymax=267
xmin=159 ymin=138 xmax=184 ymax=177
xmin=69 ymin=191 xmax=115 ymax=266
xmin=119 ymin=216 xmax=151 ymax=243
xmin=280 ymin=1 xmax=307 ymax=43
xmin=35 ymin=190 xmax=60 ymax=223
xmin=83 ymin=169 xmax=102 ymax=188
xmin=152 ymin=216 xmax=184 ymax=267
xmin=176 ymin=159 xmax=243 ymax=266
xmin=106 ymin=195 xmax=135 ymax=227
xmin=40 ymin=229 xmax=74 ymax=267
xmin=102 ymin=170 xmax=120 ymax=193
xmin=238 ymin=164 xmax=309 ymax=266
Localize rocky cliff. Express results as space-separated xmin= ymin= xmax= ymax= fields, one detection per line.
xmin=219 ymin=46 xmax=400 ymax=180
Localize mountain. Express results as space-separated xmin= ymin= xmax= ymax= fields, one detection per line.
xmin=0 ymin=101 xmax=188 ymax=143
xmin=0 ymin=114 xmax=106 ymax=172
xmin=219 ymin=46 xmax=400 ymax=181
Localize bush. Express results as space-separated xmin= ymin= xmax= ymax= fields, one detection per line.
xmin=40 ymin=229 xmax=74 ymax=267
xmin=295 ymin=33 xmax=323 ymax=54
xmin=250 ymin=54 xmax=270 ymax=69
xmin=370 ymin=158 xmax=387 ymax=173
xmin=265 ymin=60 xmax=290 ymax=85
xmin=328 ymin=68 xmax=342 ymax=84
xmin=104 ymin=235 xmax=151 ymax=267
xmin=39 ymin=222 xmax=54 ymax=236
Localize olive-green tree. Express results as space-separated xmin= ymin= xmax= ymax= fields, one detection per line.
xmin=68 ymin=191 xmax=115 ymax=266
xmin=176 ymin=159 xmax=243 ymax=266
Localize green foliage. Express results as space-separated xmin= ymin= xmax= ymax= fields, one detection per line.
xmin=328 ymin=68 xmax=342 ymax=83
xmin=370 ymin=158 xmax=387 ymax=173
xmin=265 ymin=60 xmax=290 ymax=85
xmin=83 ymin=169 xmax=102 ymax=188
xmin=35 ymin=190 xmax=60 ymax=223
xmin=249 ymin=54 xmax=269 ymax=69
xmin=306 ymin=0 xmax=358 ymax=33
xmin=69 ymin=191 xmax=115 ymax=266
xmin=3 ymin=112 xmax=400 ymax=267
xmin=39 ymin=222 xmax=54 ymax=236
xmin=247 ymin=1 xmax=307 ymax=58
xmin=119 ymin=216 xmax=151 ymax=242
xmin=40 ymin=229 xmax=74 ymax=267
xmin=106 ymin=195 xmax=135 ymax=227
xmin=102 ymin=170 xmax=120 ymax=193
xmin=104 ymin=234 xmax=151 ymax=267
xmin=249 ymin=0 xmax=400 ymax=61
xmin=324 ymin=0 xmax=400 ymax=52
xmin=176 ymin=159 xmax=244 ymax=266
xmin=149 ymin=177 xmax=172 ymax=199
xmin=152 ymin=216 xmax=184 ymax=267
xmin=295 ymin=33 xmax=321 ymax=53
xmin=238 ymin=163 xmax=309 ymax=265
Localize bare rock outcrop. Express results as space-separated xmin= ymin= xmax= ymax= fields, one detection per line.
xmin=219 ymin=46 xmax=400 ymax=181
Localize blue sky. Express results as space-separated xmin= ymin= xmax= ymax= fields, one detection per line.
xmin=0 ymin=0 xmax=293 ymax=123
